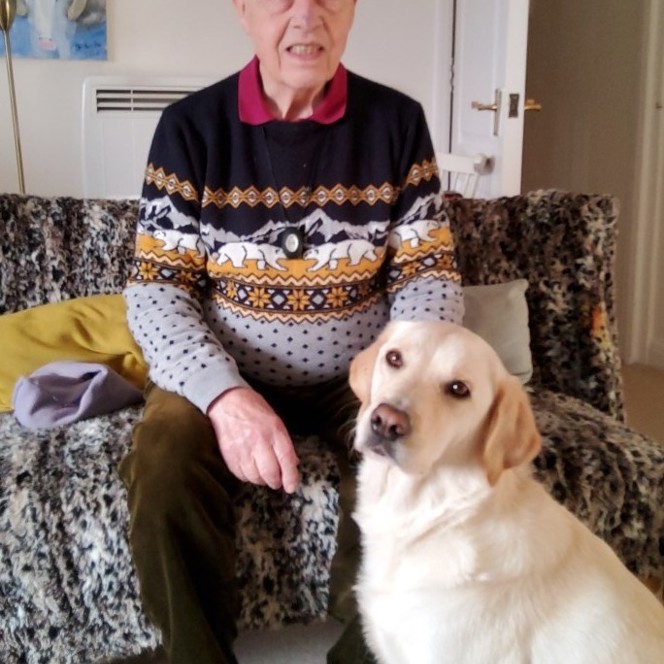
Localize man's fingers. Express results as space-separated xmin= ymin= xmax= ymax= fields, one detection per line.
xmin=280 ymin=459 xmax=301 ymax=494
xmin=219 ymin=448 xmax=248 ymax=485
xmin=252 ymin=431 xmax=300 ymax=492
xmin=208 ymin=387 xmax=301 ymax=493
xmin=273 ymin=432 xmax=300 ymax=494
xmin=253 ymin=446 xmax=284 ymax=490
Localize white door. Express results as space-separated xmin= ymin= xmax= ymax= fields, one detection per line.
xmin=448 ymin=0 xmax=531 ymax=198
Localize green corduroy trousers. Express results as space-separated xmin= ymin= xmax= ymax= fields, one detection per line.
xmin=118 ymin=378 xmax=377 ymax=664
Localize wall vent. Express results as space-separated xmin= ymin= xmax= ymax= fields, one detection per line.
xmin=94 ymin=87 xmax=196 ymax=113
xmin=82 ymin=76 xmax=212 ymax=198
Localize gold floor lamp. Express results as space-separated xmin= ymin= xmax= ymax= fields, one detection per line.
xmin=0 ymin=0 xmax=25 ymax=194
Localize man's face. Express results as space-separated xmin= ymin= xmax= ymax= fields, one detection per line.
xmin=233 ymin=0 xmax=355 ymax=100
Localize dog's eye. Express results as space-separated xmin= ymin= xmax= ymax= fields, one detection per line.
xmin=385 ymin=349 xmax=403 ymax=368
xmin=446 ymin=380 xmax=471 ymax=399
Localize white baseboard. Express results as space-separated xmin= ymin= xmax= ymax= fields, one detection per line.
xmin=647 ymin=338 xmax=664 ymax=370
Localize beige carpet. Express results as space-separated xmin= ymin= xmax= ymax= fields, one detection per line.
xmin=622 ymin=362 xmax=664 ymax=443
xmin=107 ymin=620 xmax=343 ymax=664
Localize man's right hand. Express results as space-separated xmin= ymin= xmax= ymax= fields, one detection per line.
xmin=207 ymin=387 xmax=301 ymax=493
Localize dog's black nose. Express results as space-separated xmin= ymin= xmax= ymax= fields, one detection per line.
xmin=370 ymin=403 xmax=410 ymax=442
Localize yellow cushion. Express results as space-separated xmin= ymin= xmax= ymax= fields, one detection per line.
xmin=0 ymin=294 xmax=148 ymax=412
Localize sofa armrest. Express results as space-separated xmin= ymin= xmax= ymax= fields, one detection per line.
xmin=447 ymin=189 xmax=624 ymax=420
xmin=0 ymin=194 xmax=138 ymax=315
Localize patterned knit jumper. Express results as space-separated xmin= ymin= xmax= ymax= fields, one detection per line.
xmin=124 ymin=59 xmax=464 ymax=413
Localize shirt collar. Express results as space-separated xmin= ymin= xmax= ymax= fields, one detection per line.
xmin=238 ymin=56 xmax=347 ymax=125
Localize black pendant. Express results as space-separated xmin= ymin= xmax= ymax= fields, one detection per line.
xmin=281 ymin=227 xmax=304 ymax=259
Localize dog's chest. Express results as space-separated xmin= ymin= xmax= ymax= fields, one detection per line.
xmin=358 ymin=583 xmax=537 ymax=664
xmin=357 ymin=504 xmax=488 ymax=604
xmin=355 ymin=468 xmax=484 ymax=590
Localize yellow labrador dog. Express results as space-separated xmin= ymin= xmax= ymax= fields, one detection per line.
xmin=350 ymin=320 xmax=664 ymax=664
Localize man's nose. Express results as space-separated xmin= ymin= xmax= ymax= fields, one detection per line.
xmin=290 ymin=0 xmax=323 ymax=29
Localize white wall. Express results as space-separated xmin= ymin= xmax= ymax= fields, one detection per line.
xmin=0 ymin=0 xmax=448 ymax=197
xmin=521 ymin=0 xmax=648 ymax=362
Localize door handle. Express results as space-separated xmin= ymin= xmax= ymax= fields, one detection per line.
xmin=471 ymin=101 xmax=498 ymax=112
xmin=473 ymin=97 xmax=542 ymax=113
xmin=471 ymin=90 xmax=502 ymax=135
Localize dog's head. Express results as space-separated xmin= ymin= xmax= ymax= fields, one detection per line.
xmin=349 ymin=320 xmax=541 ymax=484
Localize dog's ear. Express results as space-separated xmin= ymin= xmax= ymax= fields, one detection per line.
xmin=349 ymin=333 xmax=386 ymax=405
xmin=482 ymin=376 xmax=542 ymax=486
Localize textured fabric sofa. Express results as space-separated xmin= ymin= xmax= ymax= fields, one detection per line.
xmin=0 ymin=190 xmax=662 ymax=664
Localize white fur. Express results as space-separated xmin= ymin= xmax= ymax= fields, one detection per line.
xmin=350 ymin=321 xmax=664 ymax=664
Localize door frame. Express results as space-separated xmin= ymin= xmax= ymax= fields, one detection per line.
xmin=626 ymin=0 xmax=664 ymax=367
xmin=431 ymin=0 xmax=455 ymax=154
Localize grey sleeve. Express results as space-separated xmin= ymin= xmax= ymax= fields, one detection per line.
xmin=124 ymin=283 xmax=248 ymax=413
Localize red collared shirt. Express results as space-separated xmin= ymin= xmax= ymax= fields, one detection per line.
xmin=238 ymin=56 xmax=348 ymax=125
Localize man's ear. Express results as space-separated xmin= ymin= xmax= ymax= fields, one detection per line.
xmin=482 ymin=376 xmax=542 ymax=486
xmin=232 ymin=0 xmax=249 ymax=31
xmin=348 ymin=328 xmax=391 ymax=406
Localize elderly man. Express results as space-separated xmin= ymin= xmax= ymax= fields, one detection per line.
xmin=120 ymin=1 xmax=464 ymax=662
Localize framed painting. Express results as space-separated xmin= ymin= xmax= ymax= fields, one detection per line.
xmin=0 ymin=0 xmax=107 ymax=60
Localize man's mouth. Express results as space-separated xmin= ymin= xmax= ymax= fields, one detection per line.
xmin=288 ymin=44 xmax=323 ymax=56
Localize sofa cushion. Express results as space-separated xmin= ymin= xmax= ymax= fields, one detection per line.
xmin=0 ymin=195 xmax=138 ymax=315
xmin=0 ymin=410 xmax=341 ymax=662
xmin=0 ymin=295 xmax=147 ymax=412
xmin=463 ymin=279 xmax=532 ymax=383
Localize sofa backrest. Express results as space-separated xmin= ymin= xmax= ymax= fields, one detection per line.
xmin=0 ymin=195 xmax=138 ymax=314
xmin=448 ymin=189 xmax=623 ymax=420
xmin=0 ymin=190 xmax=623 ymax=420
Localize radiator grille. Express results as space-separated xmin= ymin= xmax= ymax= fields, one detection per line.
xmin=94 ymin=87 xmax=196 ymax=113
